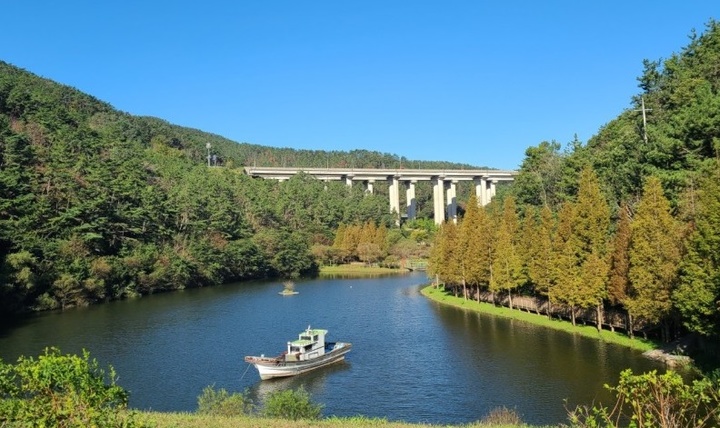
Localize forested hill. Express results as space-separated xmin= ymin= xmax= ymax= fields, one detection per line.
xmin=428 ymin=20 xmax=720 ymax=345
xmin=0 ymin=60 xmax=470 ymax=315
xmin=0 ymin=60 xmax=480 ymax=171
xmin=512 ymin=19 xmax=720 ymax=211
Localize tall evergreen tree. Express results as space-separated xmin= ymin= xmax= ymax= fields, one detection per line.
xmin=489 ymin=197 xmax=523 ymax=308
xmin=573 ymin=166 xmax=611 ymax=330
xmin=608 ymin=203 xmax=632 ymax=306
xmin=627 ymin=176 xmax=683 ymax=341
xmin=675 ymin=164 xmax=720 ymax=337
xmin=458 ymin=195 xmax=483 ymax=300
xmin=550 ymin=202 xmax=583 ymax=325
xmin=529 ymin=205 xmax=555 ymax=303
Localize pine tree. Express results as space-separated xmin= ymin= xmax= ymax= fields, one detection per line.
xmin=675 ymin=164 xmax=720 ymax=336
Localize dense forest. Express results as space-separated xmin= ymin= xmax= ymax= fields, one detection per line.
xmin=429 ymin=20 xmax=720 ymax=343
xmin=0 ymin=60 xmax=464 ymax=316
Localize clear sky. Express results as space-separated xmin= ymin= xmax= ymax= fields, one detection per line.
xmin=3 ymin=2 xmax=717 ymax=170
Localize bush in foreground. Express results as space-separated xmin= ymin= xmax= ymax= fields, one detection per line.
xmin=568 ymin=369 xmax=720 ymax=427
xmin=479 ymin=406 xmax=524 ymax=426
xmin=0 ymin=347 xmax=147 ymax=427
xmin=197 ymin=385 xmax=254 ymax=416
xmin=262 ymin=386 xmax=323 ymax=420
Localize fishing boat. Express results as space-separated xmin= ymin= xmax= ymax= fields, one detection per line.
xmin=244 ymin=327 xmax=352 ymax=380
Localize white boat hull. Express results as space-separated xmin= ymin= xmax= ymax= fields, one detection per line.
xmin=246 ymin=342 xmax=352 ymax=380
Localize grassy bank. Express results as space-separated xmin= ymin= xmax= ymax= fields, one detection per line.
xmin=143 ymin=412 xmax=541 ymax=428
xmin=319 ymin=264 xmax=409 ymax=276
xmin=421 ymin=285 xmax=657 ymax=352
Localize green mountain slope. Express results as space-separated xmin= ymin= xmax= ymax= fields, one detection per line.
xmin=2 ymin=60 xmax=468 ymax=315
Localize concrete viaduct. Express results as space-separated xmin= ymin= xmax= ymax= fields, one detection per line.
xmin=243 ymin=167 xmax=517 ymax=224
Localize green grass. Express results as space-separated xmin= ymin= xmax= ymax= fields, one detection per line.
xmin=143 ymin=412 xmax=549 ymax=428
xmin=421 ymin=285 xmax=657 ymax=352
xmin=319 ymin=264 xmax=409 ymax=276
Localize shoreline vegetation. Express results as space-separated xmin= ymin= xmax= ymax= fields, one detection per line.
xmin=319 ymin=264 xmax=411 ymax=277
xmin=142 ymin=412 xmax=537 ymax=428
xmin=421 ymin=284 xmax=658 ymax=353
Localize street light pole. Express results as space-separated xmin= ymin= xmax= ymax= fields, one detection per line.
xmin=206 ymin=143 xmax=211 ymax=166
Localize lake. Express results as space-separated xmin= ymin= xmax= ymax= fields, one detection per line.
xmin=0 ymin=272 xmax=661 ymax=425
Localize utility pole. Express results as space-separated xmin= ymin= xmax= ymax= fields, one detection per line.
xmin=636 ymin=96 xmax=652 ymax=144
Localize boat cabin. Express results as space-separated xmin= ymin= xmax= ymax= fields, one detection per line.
xmin=285 ymin=327 xmax=327 ymax=362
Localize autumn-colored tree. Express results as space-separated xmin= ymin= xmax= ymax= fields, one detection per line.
xmin=527 ymin=205 xmax=556 ymax=314
xmin=332 ymin=223 xmax=348 ymax=260
xmin=341 ymin=223 xmax=362 ymax=261
xmin=427 ymin=222 xmax=462 ymax=294
xmin=550 ymin=202 xmax=583 ymax=325
xmin=458 ymin=195 xmax=483 ymax=299
xmin=573 ymin=166 xmax=611 ymax=330
xmin=489 ymin=197 xmax=523 ymax=308
xmin=516 ymin=206 xmax=537 ymax=291
xmin=626 ymin=176 xmax=683 ymax=341
xmin=608 ymin=203 xmax=632 ymax=305
xmin=360 ymin=221 xmax=377 ymax=246
xmin=374 ymin=223 xmax=389 ymax=253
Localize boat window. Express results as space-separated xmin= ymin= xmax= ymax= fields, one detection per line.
xmin=313 ymin=335 xmax=318 ymax=341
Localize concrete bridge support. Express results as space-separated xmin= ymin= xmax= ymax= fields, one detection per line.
xmin=446 ymin=180 xmax=458 ymax=223
xmin=474 ymin=177 xmax=498 ymax=206
xmin=406 ymin=180 xmax=417 ymax=220
xmin=433 ymin=177 xmax=445 ymax=224
xmin=364 ymin=180 xmax=374 ymax=194
xmin=388 ymin=176 xmax=401 ymax=224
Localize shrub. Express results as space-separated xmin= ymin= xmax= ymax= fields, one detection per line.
xmin=479 ymin=406 xmax=524 ymax=425
xmin=0 ymin=347 xmax=147 ymax=427
xmin=568 ymin=369 xmax=720 ymax=427
xmin=197 ymin=385 xmax=253 ymax=416
xmin=262 ymin=386 xmax=323 ymax=420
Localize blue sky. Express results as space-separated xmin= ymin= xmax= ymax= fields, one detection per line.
xmin=3 ymin=2 xmax=718 ymax=170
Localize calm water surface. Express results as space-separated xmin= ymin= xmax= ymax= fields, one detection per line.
xmin=0 ymin=272 xmax=661 ymax=425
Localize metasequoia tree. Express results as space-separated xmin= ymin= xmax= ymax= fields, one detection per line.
xmin=527 ymin=205 xmax=556 ymax=315
xmin=550 ymin=202 xmax=583 ymax=325
xmin=427 ymin=221 xmax=462 ymax=293
xmin=626 ymin=176 xmax=682 ymax=341
xmin=458 ymin=195 xmax=488 ymax=300
xmin=573 ymin=166 xmax=611 ymax=331
xmin=489 ymin=197 xmax=523 ymax=308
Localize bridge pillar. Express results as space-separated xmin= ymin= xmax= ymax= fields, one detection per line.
xmin=481 ymin=177 xmax=489 ymax=206
xmin=405 ymin=180 xmax=417 ymax=220
xmin=364 ymin=180 xmax=374 ymax=194
xmin=490 ymin=179 xmax=497 ymax=201
xmin=446 ymin=180 xmax=458 ymax=223
xmin=345 ymin=175 xmax=353 ymax=186
xmin=388 ymin=176 xmax=401 ymax=224
xmin=474 ymin=177 xmax=483 ymax=206
xmin=432 ymin=177 xmax=445 ymax=224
